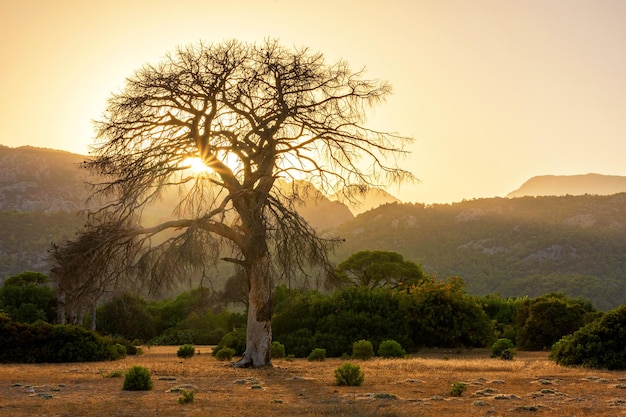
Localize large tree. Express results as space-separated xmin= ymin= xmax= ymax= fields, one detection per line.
xmin=74 ymin=39 xmax=413 ymax=367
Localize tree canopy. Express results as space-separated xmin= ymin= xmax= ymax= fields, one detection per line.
xmin=54 ymin=39 xmax=413 ymax=367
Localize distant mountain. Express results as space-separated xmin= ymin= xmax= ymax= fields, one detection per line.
xmin=0 ymin=145 xmax=92 ymax=212
xmin=331 ymin=187 xmax=401 ymax=215
xmin=275 ymin=179 xmax=354 ymax=230
xmin=330 ymin=194 xmax=626 ymax=310
xmin=0 ymin=146 xmax=354 ymax=278
xmin=507 ymin=173 xmax=626 ymax=198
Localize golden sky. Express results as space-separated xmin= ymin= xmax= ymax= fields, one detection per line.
xmin=1 ymin=0 xmax=625 ymax=203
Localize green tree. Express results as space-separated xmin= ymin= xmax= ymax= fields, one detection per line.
xmin=67 ymin=40 xmax=412 ymax=367
xmin=0 ymin=272 xmax=56 ymax=323
xmin=331 ymin=250 xmax=427 ymax=290
xmin=551 ymin=306 xmax=626 ymax=370
xmin=516 ymin=293 xmax=596 ymax=351
xmin=96 ymin=293 xmax=157 ymax=342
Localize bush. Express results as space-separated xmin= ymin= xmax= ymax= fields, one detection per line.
xmin=550 ymin=306 xmax=626 ymax=370
xmin=490 ymin=338 xmax=515 ymax=358
xmin=123 ymin=366 xmax=153 ymax=391
xmin=212 ymin=330 xmax=246 ymax=357
xmin=270 ymin=341 xmax=286 ymax=359
xmin=378 ymin=339 xmax=406 ymax=358
xmin=177 ymin=344 xmax=195 ymax=359
xmin=450 ymin=382 xmax=467 ymax=397
xmin=334 ymin=363 xmax=364 ymax=386
xmin=178 ymin=390 xmax=194 ymax=404
xmin=0 ymin=317 xmax=135 ymax=363
xmin=307 ymin=348 xmax=326 ymax=361
xmin=352 ymin=340 xmax=374 ymax=360
xmin=215 ymin=347 xmax=235 ymax=361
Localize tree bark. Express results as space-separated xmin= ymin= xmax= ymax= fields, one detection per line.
xmin=233 ymin=252 xmax=273 ymax=368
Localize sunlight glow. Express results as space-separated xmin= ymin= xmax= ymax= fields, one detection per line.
xmin=183 ymin=157 xmax=211 ymax=174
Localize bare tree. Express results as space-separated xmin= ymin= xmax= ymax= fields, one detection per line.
xmin=78 ymin=39 xmax=413 ymax=367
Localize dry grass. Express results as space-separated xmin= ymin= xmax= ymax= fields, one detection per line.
xmin=1 ymin=346 xmax=626 ymax=416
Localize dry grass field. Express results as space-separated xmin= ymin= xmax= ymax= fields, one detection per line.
xmin=1 ymin=346 xmax=626 ymax=416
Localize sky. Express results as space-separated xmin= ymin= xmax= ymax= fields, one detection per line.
xmin=1 ymin=0 xmax=626 ymax=204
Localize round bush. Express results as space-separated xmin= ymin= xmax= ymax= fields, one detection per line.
xmin=352 ymin=340 xmax=374 ymax=360
xmin=307 ymin=348 xmax=326 ymax=361
xmin=334 ymin=362 xmax=364 ymax=386
xmin=550 ymin=306 xmax=626 ymax=370
xmin=490 ymin=338 xmax=515 ymax=358
xmin=123 ymin=366 xmax=153 ymax=391
xmin=215 ymin=347 xmax=235 ymax=361
xmin=177 ymin=344 xmax=195 ymax=359
xmin=212 ymin=330 xmax=246 ymax=356
xmin=378 ymin=339 xmax=406 ymax=358
xmin=270 ymin=341 xmax=286 ymax=359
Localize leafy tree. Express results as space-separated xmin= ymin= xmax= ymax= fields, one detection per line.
xmin=551 ymin=306 xmax=626 ymax=370
xmin=66 ymin=40 xmax=412 ymax=367
xmin=0 ymin=271 xmax=56 ymax=323
xmin=403 ymin=276 xmax=493 ymax=348
xmin=331 ymin=250 xmax=426 ymax=289
xmin=96 ymin=293 xmax=157 ymax=342
xmin=515 ymin=293 xmax=596 ymax=351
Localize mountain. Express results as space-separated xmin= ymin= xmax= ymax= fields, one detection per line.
xmin=507 ymin=173 xmax=626 ymax=198
xmin=0 ymin=145 xmax=92 ymax=212
xmin=329 ymin=194 xmax=626 ymax=310
xmin=0 ymin=146 xmax=355 ymax=279
xmin=331 ymin=187 xmax=401 ymax=215
xmin=274 ymin=180 xmax=354 ymax=230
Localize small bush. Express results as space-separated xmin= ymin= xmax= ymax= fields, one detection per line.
xmin=307 ymin=348 xmax=326 ymax=361
xmin=450 ymin=382 xmax=467 ymax=397
xmin=212 ymin=330 xmax=246 ymax=356
xmin=352 ymin=340 xmax=374 ymax=360
xmin=334 ymin=362 xmax=364 ymax=386
xmin=500 ymin=348 xmax=517 ymax=360
xmin=177 ymin=344 xmax=195 ymax=359
xmin=270 ymin=341 xmax=286 ymax=359
xmin=123 ymin=366 xmax=153 ymax=391
xmin=178 ymin=390 xmax=194 ymax=404
xmin=378 ymin=339 xmax=406 ymax=358
xmin=215 ymin=347 xmax=235 ymax=361
xmin=491 ymin=338 xmax=515 ymax=358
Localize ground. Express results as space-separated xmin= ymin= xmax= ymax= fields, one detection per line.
xmin=1 ymin=346 xmax=626 ymax=416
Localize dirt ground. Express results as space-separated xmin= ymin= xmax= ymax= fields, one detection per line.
xmin=1 ymin=346 xmax=626 ymax=416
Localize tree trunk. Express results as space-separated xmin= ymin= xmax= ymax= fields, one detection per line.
xmin=233 ymin=252 xmax=273 ymax=368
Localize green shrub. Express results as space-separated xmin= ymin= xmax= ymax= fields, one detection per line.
xmin=352 ymin=340 xmax=374 ymax=360
xmin=123 ymin=366 xmax=153 ymax=391
xmin=212 ymin=330 xmax=246 ymax=356
xmin=334 ymin=363 xmax=364 ymax=386
xmin=307 ymin=348 xmax=326 ymax=361
xmin=178 ymin=390 xmax=194 ymax=404
xmin=550 ymin=306 xmax=626 ymax=370
xmin=490 ymin=338 xmax=515 ymax=358
xmin=215 ymin=347 xmax=235 ymax=361
xmin=500 ymin=348 xmax=517 ymax=360
xmin=377 ymin=339 xmax=406 ymax=358
xmin=270 ymin=341 xmax=286 ymax=359
xmin=450 ymin=382 xmax=467 ymax=397
xmin=177 ymin=344 xmax=195 ymax=359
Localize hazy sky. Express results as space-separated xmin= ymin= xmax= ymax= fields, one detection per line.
xmin=2 ymin=0 xmax=625 ymax=204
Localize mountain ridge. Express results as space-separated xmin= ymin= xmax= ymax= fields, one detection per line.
xmin=507 ymin=173 xmax=626 ymax=198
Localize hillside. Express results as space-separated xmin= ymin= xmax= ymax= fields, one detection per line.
xmin=507 ymin=173 xmax=626 ymax=198
xmin=329 ymin=194 xmax=626 ymax=310
xmin=2 ymin=146 xmax=626 ymax=310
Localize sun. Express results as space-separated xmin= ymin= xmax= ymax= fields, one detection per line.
xmin=183 ymin=157 xmax=211 ymax=174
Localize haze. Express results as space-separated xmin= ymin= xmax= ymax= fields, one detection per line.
xmin=1 ymin=0 xmax=625 ymax=204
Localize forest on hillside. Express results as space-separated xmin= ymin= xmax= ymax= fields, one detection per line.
xmin=331 ymin=194 xmax=626 ymax=310
xmin=1 ymin=193 xmax=625 ymax=310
